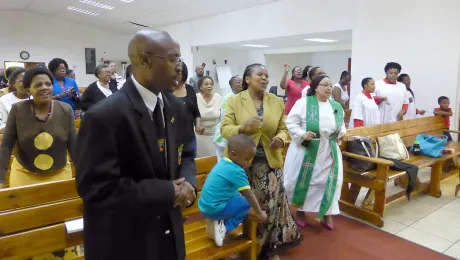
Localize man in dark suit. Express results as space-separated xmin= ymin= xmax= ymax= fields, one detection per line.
xmin=76 ymin=29 xmax=196 ymax=260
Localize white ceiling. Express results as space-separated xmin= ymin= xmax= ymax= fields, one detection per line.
xmin=0 ymin=0 xmax=279 ymax=34
xmin=203 ymin=30 xmax=353 ymax=50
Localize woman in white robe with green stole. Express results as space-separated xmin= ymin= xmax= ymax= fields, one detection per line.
xmin=284 ymin=76 xmax=346 ymax=230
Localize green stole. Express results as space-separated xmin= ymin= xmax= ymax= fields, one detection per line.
xmin=292 ymin=95 xmax=344 ymax=219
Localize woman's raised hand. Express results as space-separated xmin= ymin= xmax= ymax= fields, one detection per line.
xmin=284 ymin=64 xmax=291 ymax=73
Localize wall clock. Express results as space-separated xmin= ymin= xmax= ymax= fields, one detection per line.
xmin=20 ymin=51 xmax=30 ymax=60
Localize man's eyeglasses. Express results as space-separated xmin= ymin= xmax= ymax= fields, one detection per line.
xmin=141 ymin=52 xmax=182 ymax=63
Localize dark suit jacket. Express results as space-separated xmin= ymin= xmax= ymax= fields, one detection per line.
xmin=76 ymin=78 xmax=196 ymax=260
xmin=79 ymin=81 xmax=118 ymax=112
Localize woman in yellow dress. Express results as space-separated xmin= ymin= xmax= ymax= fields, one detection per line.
xmin=0 ymin=67 xmax=78 ymax=259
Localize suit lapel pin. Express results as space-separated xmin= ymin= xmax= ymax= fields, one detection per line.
xmin=171 ymin=117 xmax=175 ymax=124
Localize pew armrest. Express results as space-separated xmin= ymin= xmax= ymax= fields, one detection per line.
xmin=243 ymin=210 xmax=260 ymax=241
xmin=247 ymin=210 xmax=261 ymax=222
xmin=342 ymin=152 xmax=394 ymax=166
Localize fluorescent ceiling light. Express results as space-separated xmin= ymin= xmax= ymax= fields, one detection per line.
xmin=67 ymin=6 xmax=99 ymax=16
xmin=80 ymin=0 xmax=114 ymax=10
xmin=120 ymin=0 xmax=135 ymax=3
xmin=304 ymin=38 xmax=338 ymax=43
xmin=242 ymin=44 xmax=269 ymax=48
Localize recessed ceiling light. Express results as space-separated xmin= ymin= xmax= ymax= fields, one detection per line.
xmin=120 ymin=0 xmax=135 ymax=3
xmin=67 ymin=6 xmax=99 ymax=16
xmin=304 ymin=38 xmax=338 ymax=43
xmin=242 ymin=44 xmax=269 ymax=48
xmin=80 ymin=0 xmax=114 ymax=10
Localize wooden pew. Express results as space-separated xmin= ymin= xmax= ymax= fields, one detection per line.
xmin=339 ymin=116 xmax=460 ymax=227
xmin=184 ymin=156 xmax=259 ymax=260
xmin=78 ymin=87 xmax=87 ymax=94
xmin=0 ymin=156 xmax=259 ymax=260
xmin=75 ymin=119 xmax=81 ymax=130
xmin=0 ymin=179 xmax=83 ymax=260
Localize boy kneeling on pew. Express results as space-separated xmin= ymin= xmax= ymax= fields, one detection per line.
xmin=198 ymin=134 xmax=268 ymax=247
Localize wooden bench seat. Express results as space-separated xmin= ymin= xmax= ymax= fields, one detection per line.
xmin=0 ymin=179 xmax=83 ymax=260
xmin=345 ymin=142 xmax=460 ymax=179
xmin=340 ymin=116 xmax=460 ymax=227
xmin=185 ymin=220 xmax=254 ymax=259
xmin=0 ymin=156 xmax=259 ymax=260
xmin=183 ymin=156 xmax=258 ymax=260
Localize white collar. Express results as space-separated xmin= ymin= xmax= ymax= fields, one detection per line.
xmin=96 ymin=81 xmax=113 ymax=97
xmin=131 ymin=75 xmax=163 ymax=113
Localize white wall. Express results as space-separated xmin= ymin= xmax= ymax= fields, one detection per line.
xmin=265 ymin=50 xmax=351 ymax=95
xmin=350 ymin=0 xmax=460 ymax=130
xmin=0 ymin=11 xmax=130 ymax=86
xmin=163 ymin=0 xmax=460 ymax=133
xmin=192 ymin=47 xmax=251 ymax=96
xmin=161 ymin=0 xmax=357 ymax=76
xmin=179 ymin=0 xmax=356 ymax=47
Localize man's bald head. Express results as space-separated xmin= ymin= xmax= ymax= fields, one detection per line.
xmin=128 ymin=30 xmax=175 ymax=63
xmin=127 ymin=29 xmax=181 ymax=94
xmin=195 ymin=65 xmax=204 ymax=77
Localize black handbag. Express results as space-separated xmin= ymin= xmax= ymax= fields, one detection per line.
xmin=346 ymin=136 xmax=378 ymax=172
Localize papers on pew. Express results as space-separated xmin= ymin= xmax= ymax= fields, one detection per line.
xmin=65 ymin=218 xmax=83 ymax=234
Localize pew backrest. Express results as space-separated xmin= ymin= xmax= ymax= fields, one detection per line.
xmin=0 ymin=179 xmax=83 ymax=259
xmin=183 ymin=156 xmax=217 ymax=216
xmin=0 ymin=156 xmax=219 ymax=259
xmin=341 ymin=116 xmax=445 ymax=150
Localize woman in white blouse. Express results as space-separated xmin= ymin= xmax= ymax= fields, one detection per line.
xmin=80 ymin=64 xmax=118 ymax=112
xmin=196 ymin=76 xmax=222 ymax=158
xmin=0 ymin=67 xmax=30 ymax=132
xmin=332 ymin=71 xmax=351 ymax=109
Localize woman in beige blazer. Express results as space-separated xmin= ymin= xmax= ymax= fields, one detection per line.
xmin=221 ymin=63 xmax=302 ymax=260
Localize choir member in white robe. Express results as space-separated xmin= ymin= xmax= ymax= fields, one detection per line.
xmin=374 ymin=62 xmax=410 ymax=123
xmin=397 ymin=73 xmax=425 ymax=120
xmin=284 ymin=76 xmax=346 ymax=230
xmin=349 ymin=77 xmax=383 ymax=128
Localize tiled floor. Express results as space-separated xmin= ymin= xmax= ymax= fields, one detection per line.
xmin=345 ymin=169 xmax=460 ymax=259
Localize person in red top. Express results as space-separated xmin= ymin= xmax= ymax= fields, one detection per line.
xmin=434 ymin=96 xmax=453 ymax=140
xmin=280 ymin=64 xmax=309 ymax=115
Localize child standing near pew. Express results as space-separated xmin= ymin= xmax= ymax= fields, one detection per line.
xmin=434 ymin=96 xmax=455 ymax=172
xmin=434 ymin=96 xmax=453 ymax=140
xmin=198 ymin=134 xmax=268 ymax=247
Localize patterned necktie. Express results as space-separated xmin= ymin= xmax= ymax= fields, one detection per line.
xmin=153 ymin=98 xmax=166 ymax=169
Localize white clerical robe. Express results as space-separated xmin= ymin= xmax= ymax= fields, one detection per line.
xmin=349 ymin=92 xmax=381 ymax=128
xmin=284 ymin=98 xmax=346 ymax=214
xmin=374 ymin=80 xmax=409 ymax=123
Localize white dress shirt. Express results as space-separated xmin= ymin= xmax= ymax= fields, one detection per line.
xmin=132 ymin=76 xmax=164 ymax=124
xmin=132 ymin=76 xmax=167 ymax=161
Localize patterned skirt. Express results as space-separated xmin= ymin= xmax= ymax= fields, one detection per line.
xmin=248 ymin=157 xmax=303 ymax=258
